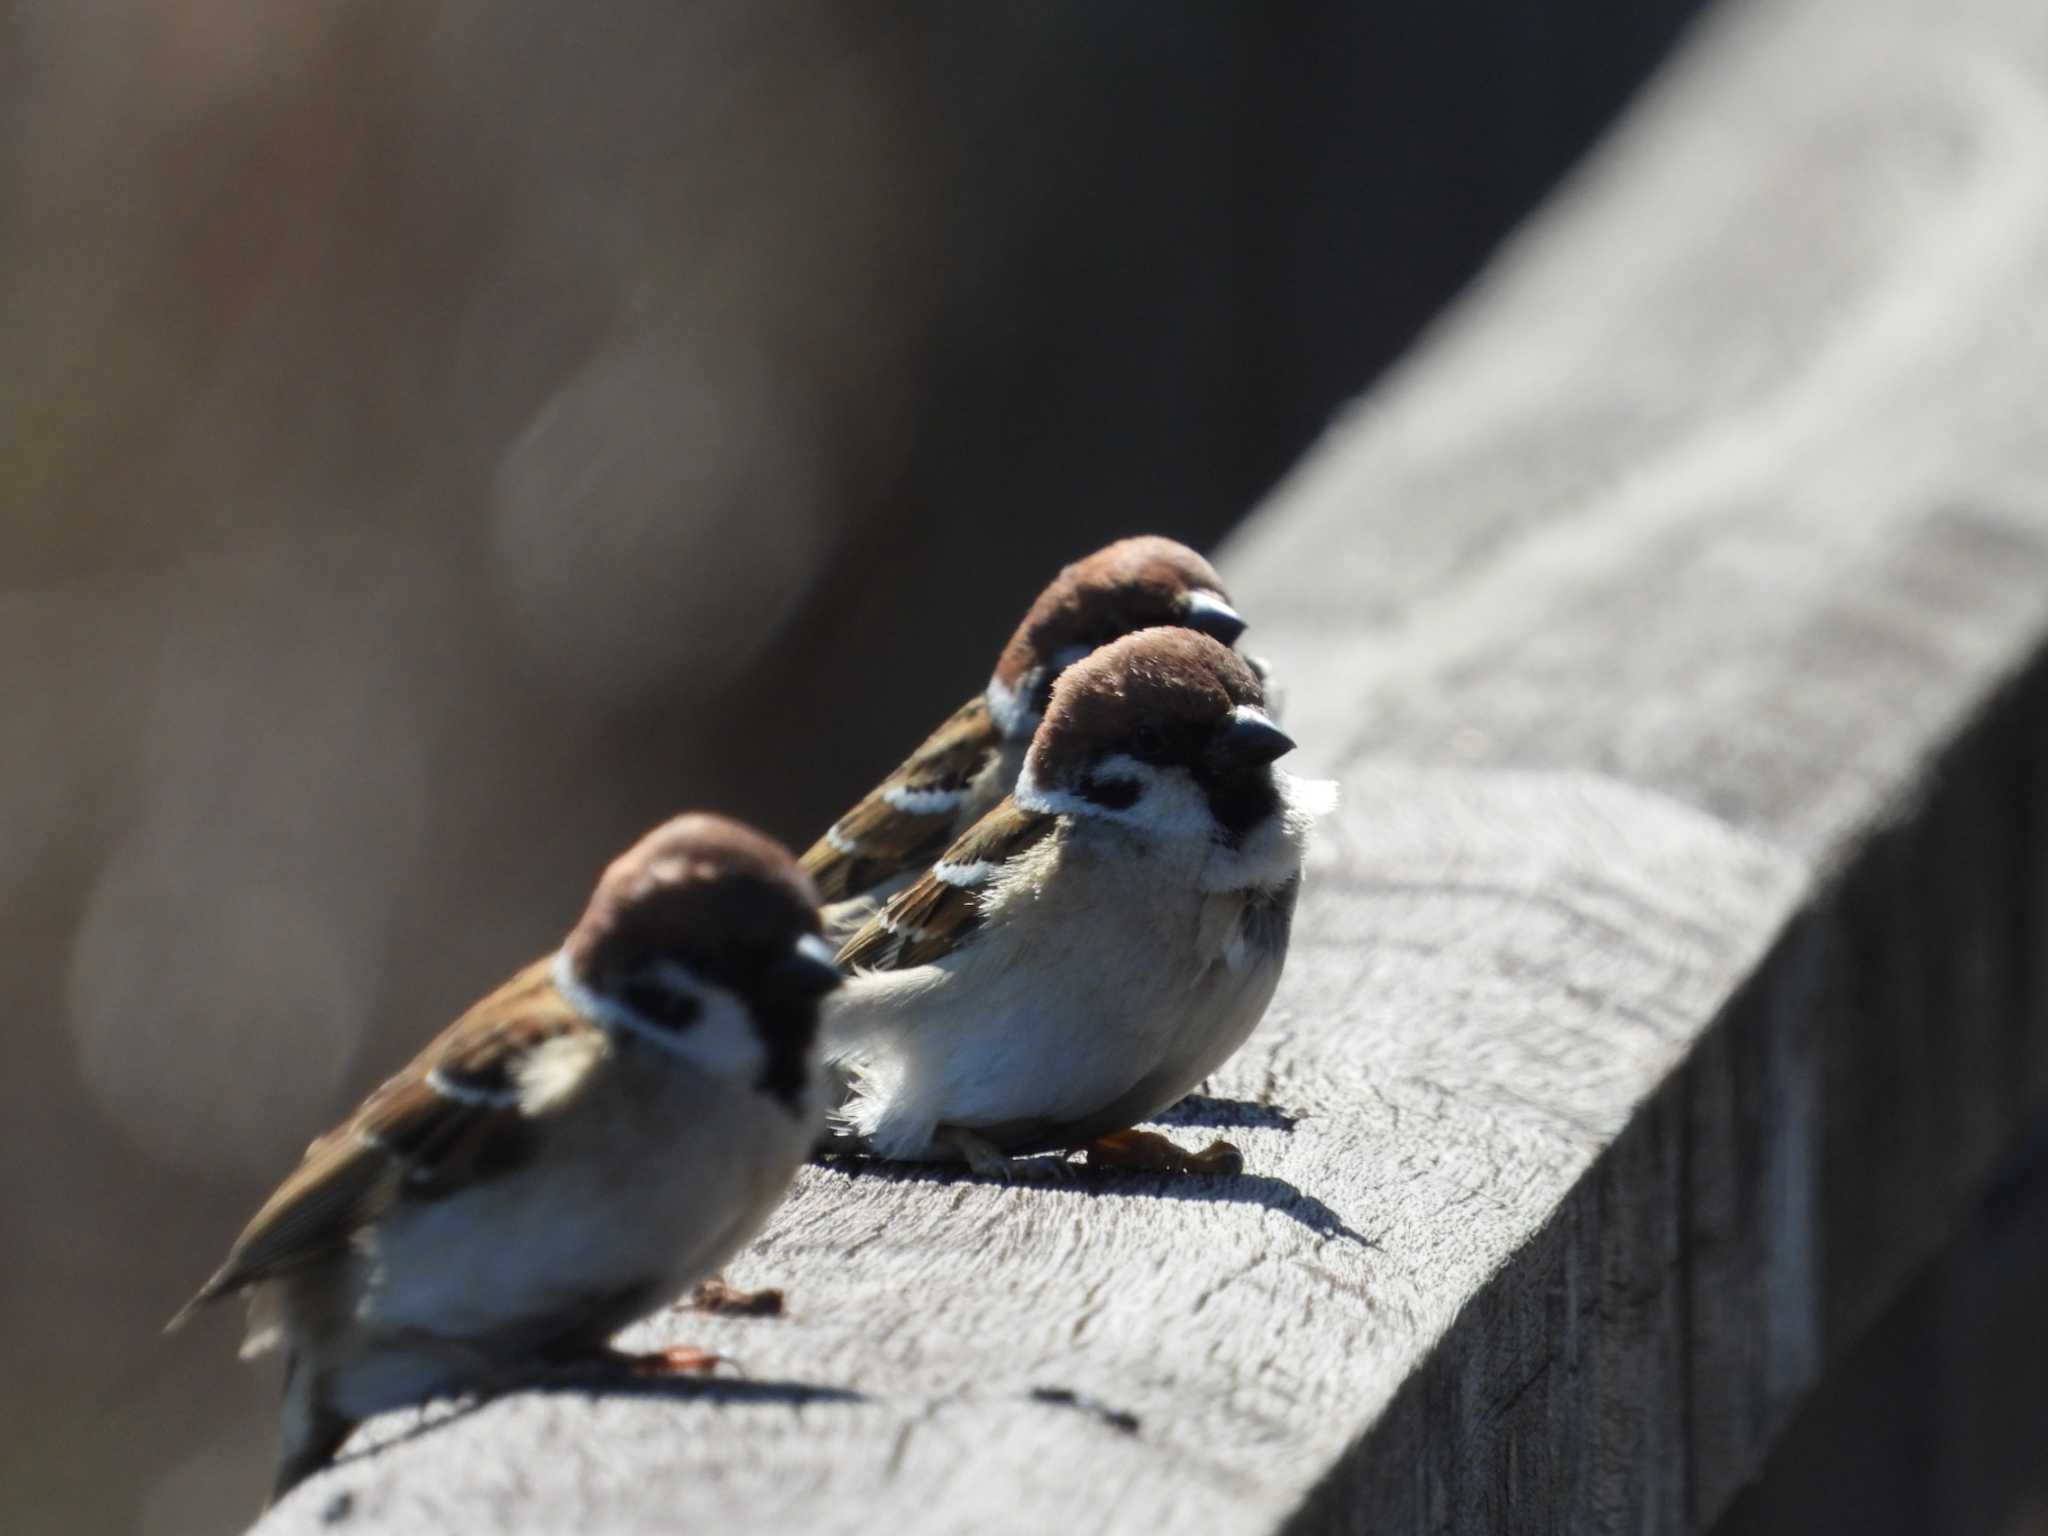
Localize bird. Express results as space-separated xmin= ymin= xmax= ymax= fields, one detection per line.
xmin=799 ymin=536 xmax=1260 ymax=936
xmin=823 ymin=627 xmax=1333 ymax=1179
xmin=168 ymin=813 xmax=843 ymax=1506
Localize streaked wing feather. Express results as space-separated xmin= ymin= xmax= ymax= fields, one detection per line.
xmin=801 ymin=695 xmax=1001 ymax=902
xmin=836 ymin=798 xmax=1054 ymax=973
xmin=179 ymin=962 xmax=592 ymax=1313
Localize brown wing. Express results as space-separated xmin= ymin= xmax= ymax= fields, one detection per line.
xmin=169 ymin=960 xmax=597 ymax=1324
xmin=836 ymin=798 xmax=1055 ymax=972
xmin=801 ymin=695 xmax=1003 ymax=902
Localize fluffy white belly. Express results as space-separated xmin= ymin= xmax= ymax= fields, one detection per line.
xmin=838 ymin=857 xmax=1290 ymax=1157
xmin=355 ymin=1064 xmax=808 ymax=1357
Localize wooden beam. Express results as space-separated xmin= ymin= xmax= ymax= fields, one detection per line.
xmin=259 ymin=0 xmax=2048 ymax=1528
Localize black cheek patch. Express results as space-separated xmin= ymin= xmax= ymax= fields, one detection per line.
xmin=619 ymin=979 xmax=703 ymax=1032
xmin=1081 ymin=775 xmax=1142 ymax=811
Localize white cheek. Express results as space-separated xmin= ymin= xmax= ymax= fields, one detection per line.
xmin=1017 ymin=755 xmax=1220 ymax=846
xmin=1014 ymin=759 xmax=1085 ymax=818
xmin=983 ymin=673 xmax=1039 ymax=741
xmin=1092 ymin=755 xmax=1219 ymax=844
xmin=662 ymin=984 xmax=769 ymax=1083
xmin=549 ymin=949 xmax=766 ymax=1086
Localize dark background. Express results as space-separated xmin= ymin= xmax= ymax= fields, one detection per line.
xmin=0 ymin=3 xmax=1712 ymax=1530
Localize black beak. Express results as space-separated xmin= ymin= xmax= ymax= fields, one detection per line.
xmin=769 ymin=933 xmax=845 ymax=998
xmin=1207 ymin=707 xmax=1295 ymax=771
xmin=1182 ymin=590 xmax=1248 ymax=648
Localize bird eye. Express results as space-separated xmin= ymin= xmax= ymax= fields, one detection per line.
xmin=1131 ymin=724 xmax=1167 ymax=760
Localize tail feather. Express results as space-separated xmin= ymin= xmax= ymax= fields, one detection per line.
xmin=269 ymin=1350 xmax=355 ymax=1509
xmin=165 ymin=1250 xmax=265 ymax=1331
xmin=163 ymin=1271 xmax=228 ymax=1336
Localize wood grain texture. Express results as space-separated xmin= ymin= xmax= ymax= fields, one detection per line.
xmin=257 ymin=0 xmax=2048 ymax=1529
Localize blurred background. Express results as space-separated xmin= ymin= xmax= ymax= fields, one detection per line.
xmin=0 ymin=2 xmax=1718 ymax=1530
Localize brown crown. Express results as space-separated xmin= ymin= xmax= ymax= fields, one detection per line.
xmin=990 ymin=536 xmax=1233 ymax=694
xmin=566 ymin=813 xmax=821 ymax=990
xmin=1028 ymin=627 xmax=1267 ymax=784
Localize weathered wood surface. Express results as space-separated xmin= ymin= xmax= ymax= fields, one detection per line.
xmin=261 ymin=0 xmax=2048 ymax=1529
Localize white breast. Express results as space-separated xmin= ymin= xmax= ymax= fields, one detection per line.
xmin=335 ymin=1051 xmax=813 ymax=1416
xmin=831 ymin=810 xmax=1305 ymax=1160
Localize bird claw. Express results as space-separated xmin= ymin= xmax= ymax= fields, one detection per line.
xmin=685 ymin=1278 xmax=785 ymax=1317
xmin=1006 ymin=1152 xmax=1077 ymax=1183
xmin=539 ymin=1344 xmax=741 ymax=1386
xmin=939 ymin=1126 xmax=1071 ymax=1182
xmin=621 ymin=1345 xmax=741 ymax=1379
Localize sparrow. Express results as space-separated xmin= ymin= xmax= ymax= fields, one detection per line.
xmin=168 ymin=813 xmax=843 ymax=1505
xmin=800 ymin=536 xmax=1258 ymax=933
xmin=824 ymin=627 xmax=1334 ymax=1179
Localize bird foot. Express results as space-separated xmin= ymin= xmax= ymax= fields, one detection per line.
xmin=617 ymin=1344 xmax=737 ymax=1379
xmin=540 ymin=1344 xmax=739 ymax=1385
xmin=938 ymin=1126 xmax=1075 ymax=1182
xmin=1084 ymin=1129 xmax=1244 ymax=1176
xmin=686 ymin=1278 xmax=785 ymax=1317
